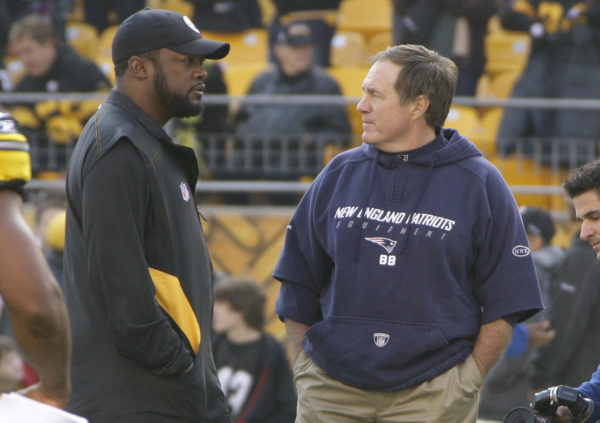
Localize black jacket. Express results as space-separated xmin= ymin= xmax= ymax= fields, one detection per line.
xmin=64 ymin=89 xmax=229 ymax=423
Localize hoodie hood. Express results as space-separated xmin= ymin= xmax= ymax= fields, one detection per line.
xmin=360 ymin=128 xmax=482 ymax=168
xmin=353 ymin=128 xmax=483 ymax=257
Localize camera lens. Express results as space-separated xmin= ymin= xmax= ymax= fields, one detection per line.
xmin=502 ymin=407 xmax=535 ymax=423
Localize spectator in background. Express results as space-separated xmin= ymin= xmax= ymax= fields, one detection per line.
xmin=0 ymin=0 xmax=72 ymax=62
xmin=521 ymin=206 xmax=565 ymax=310
xmin=269 ymin=0 xmax=342 ymax=67
xmin=212 ymin=276 xmax=296 ymax=423
xmin=191 ymin=0 xmax=263 ymax=32
xmin=393 ymin=0 xmax=497 ymax=95
xmin=478 ymin=206 xmax=560 ymax=420
xmin=9 ymin=14 xmax=110 ymax=93
xmin=232 ymin=23 xmax=350 ymax=188
xmin=496 ymin=0 xmax=600 ymax=167
xmin=8 ymin=14 xmax=110 ymax=177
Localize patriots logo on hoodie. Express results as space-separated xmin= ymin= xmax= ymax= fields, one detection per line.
xmin=365 ymin=237 xmax=397 ymax=254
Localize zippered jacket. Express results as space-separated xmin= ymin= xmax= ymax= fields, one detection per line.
xmin=64 ymin=90 xmax=229 ymax=422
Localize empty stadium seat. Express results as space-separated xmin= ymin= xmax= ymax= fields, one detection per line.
xmin=330 ymin=31 xmax=367 ymax=67
xmin=489 ymin=155 xmax=554 ymax=208
xmin=146 ymin=0 xmax=195 ymax=17
xmin=327 ymin=65 xmax=369 ymax=142
xmin=202 ymin=29 xmax=269 ymax=65
xmin=95 ymin=55 xmax=116 ymax=86
xmin=223 ymin=62 xmax=271 ymax=96
xmin=444 ymin=106 xmax=480 ymax=142
xmin=223 ymin=62 xmax=272 ymax=117
xmin=474 ymin=107 xmax=503 ymax=155
xmin=366 ymin=31 xmax=393 ymax=57
xmin=97 ymin=25 xmax=119 ymax=59
xmin=258 ymin=0 xmax=276 ymax=27
xmin=489 ymin=70 xmax=521 ymax=99
xmin=485 ymin=30 xmax=531 ymax=76
xmin=66 ymin=22 xmax=99 ymax=60
xmin=475 ymin=73 xmax=493 ymax=99
xmin=337 ymin=0 xmax=392 ymax=40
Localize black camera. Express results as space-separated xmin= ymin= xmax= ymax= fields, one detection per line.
xmin=503 ymin=385 xmax=594 ymax=423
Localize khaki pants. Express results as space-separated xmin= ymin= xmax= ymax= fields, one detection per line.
xmin=292 ymin=350 xmax=483 ymax=423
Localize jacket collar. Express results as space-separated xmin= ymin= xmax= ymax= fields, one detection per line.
xmin=105 ymin=89 xmax=173 ymax=143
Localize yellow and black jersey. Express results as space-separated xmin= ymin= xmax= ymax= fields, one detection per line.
xmin=0 ymin=111 xmax=31 ymax=192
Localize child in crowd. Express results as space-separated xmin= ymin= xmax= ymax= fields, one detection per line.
xmin=212 ymin=276 xmax=296 ymax=423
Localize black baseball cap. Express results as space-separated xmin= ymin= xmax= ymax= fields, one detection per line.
xmin=112 ymin=8 xmax=230 ymax=64
xmin=275 ymin=23 xmax=312 ymax=47
xmin=520 ymin=206 xmax=556 ymax=245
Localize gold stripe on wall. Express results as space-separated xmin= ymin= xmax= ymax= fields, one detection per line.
xmin=149 ymin=267 xmax=201 ymax=353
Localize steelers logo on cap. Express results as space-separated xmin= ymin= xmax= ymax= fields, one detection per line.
xmin=183 ymin=16 xmax=200 ymax=34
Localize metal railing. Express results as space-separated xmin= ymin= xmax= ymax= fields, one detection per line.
xmin=3 ymin=92 xmax=600 ymax=204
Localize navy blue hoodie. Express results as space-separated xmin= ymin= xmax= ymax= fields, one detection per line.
xmin=274 ymin=129 xmax=543 ymax=392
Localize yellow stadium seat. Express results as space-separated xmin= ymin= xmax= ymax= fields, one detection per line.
xmin=330 ymin=31 xmax=367 ymax=67
xmin=327 ymin=65 xmax=369 ymax=142
xmin=68 ymin=0 xmax=85 ymax=23
xmin=444 ymin=106 xmax=480 ymax=142
xmin=475 ymin=73 xmax=493 ymax=99
xmin=202 ymin=29 xmax=269 ymax=65
xmin=473 ymin=107 xmax=503 ymax=156
xmin=485 ymin=30 xmax=531 ymax=76
xmin=66 ymin=22 xmax=99 ymax=60
xmin=10 ymin=106 xmax=40 ymax=129
xmin=97 ymin=25 xmax=119 ymax=59
xmin=487 ymin=15 xmax=503 ymax=34
xmin=337 ymin=0 xmax=392 ymax=40
xmin=366 ymin=31 xmax=393 ymax=57
xmin=223 ymin=62 xmax=272 ymax=118
xmin=35 ymin=171 xmax=64 ymax=180
xmin=95 ymin=55 xmax=116 ymax=86
xmin=327 ymin=65 xmax=369 ymax=97
xmin=146 ymin=0 xmax=195 ymax=17
xmin=223 ymin=62 xmax=271 ymax=96
xmin=490 ymin=71 xmax=521 ymax=99
xmin=489 ymin=155 xmax=554 ymax=208
xmin=44 ymin=210 xmax=66 ymax=252
xmin=258 ymin=0 xmax=276 ymax=27
xmin=46 ymin=115 xmax=83 ymax=145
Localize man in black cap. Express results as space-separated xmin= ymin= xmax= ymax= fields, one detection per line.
xmin=62 ymin=8 xmax=231 ymax=422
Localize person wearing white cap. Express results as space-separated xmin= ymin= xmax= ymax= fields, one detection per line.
xmin=62 ymin=8 xmax=231 ymax=422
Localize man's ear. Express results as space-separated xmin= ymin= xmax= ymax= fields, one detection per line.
xmin=411 ymin=94 xmax=430 ymax=120
xmin=127 ymin=55 xmax=151 ymax=80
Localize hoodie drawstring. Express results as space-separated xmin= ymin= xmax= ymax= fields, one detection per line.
xmin=397 ymin=156 xmax=439 ymax=254
xmin=353 ymin=149 xmax=380 ymax=262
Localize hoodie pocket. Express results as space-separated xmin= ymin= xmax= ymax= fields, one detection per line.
xmin=305 ymin=316 xmax=448 ymax=386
